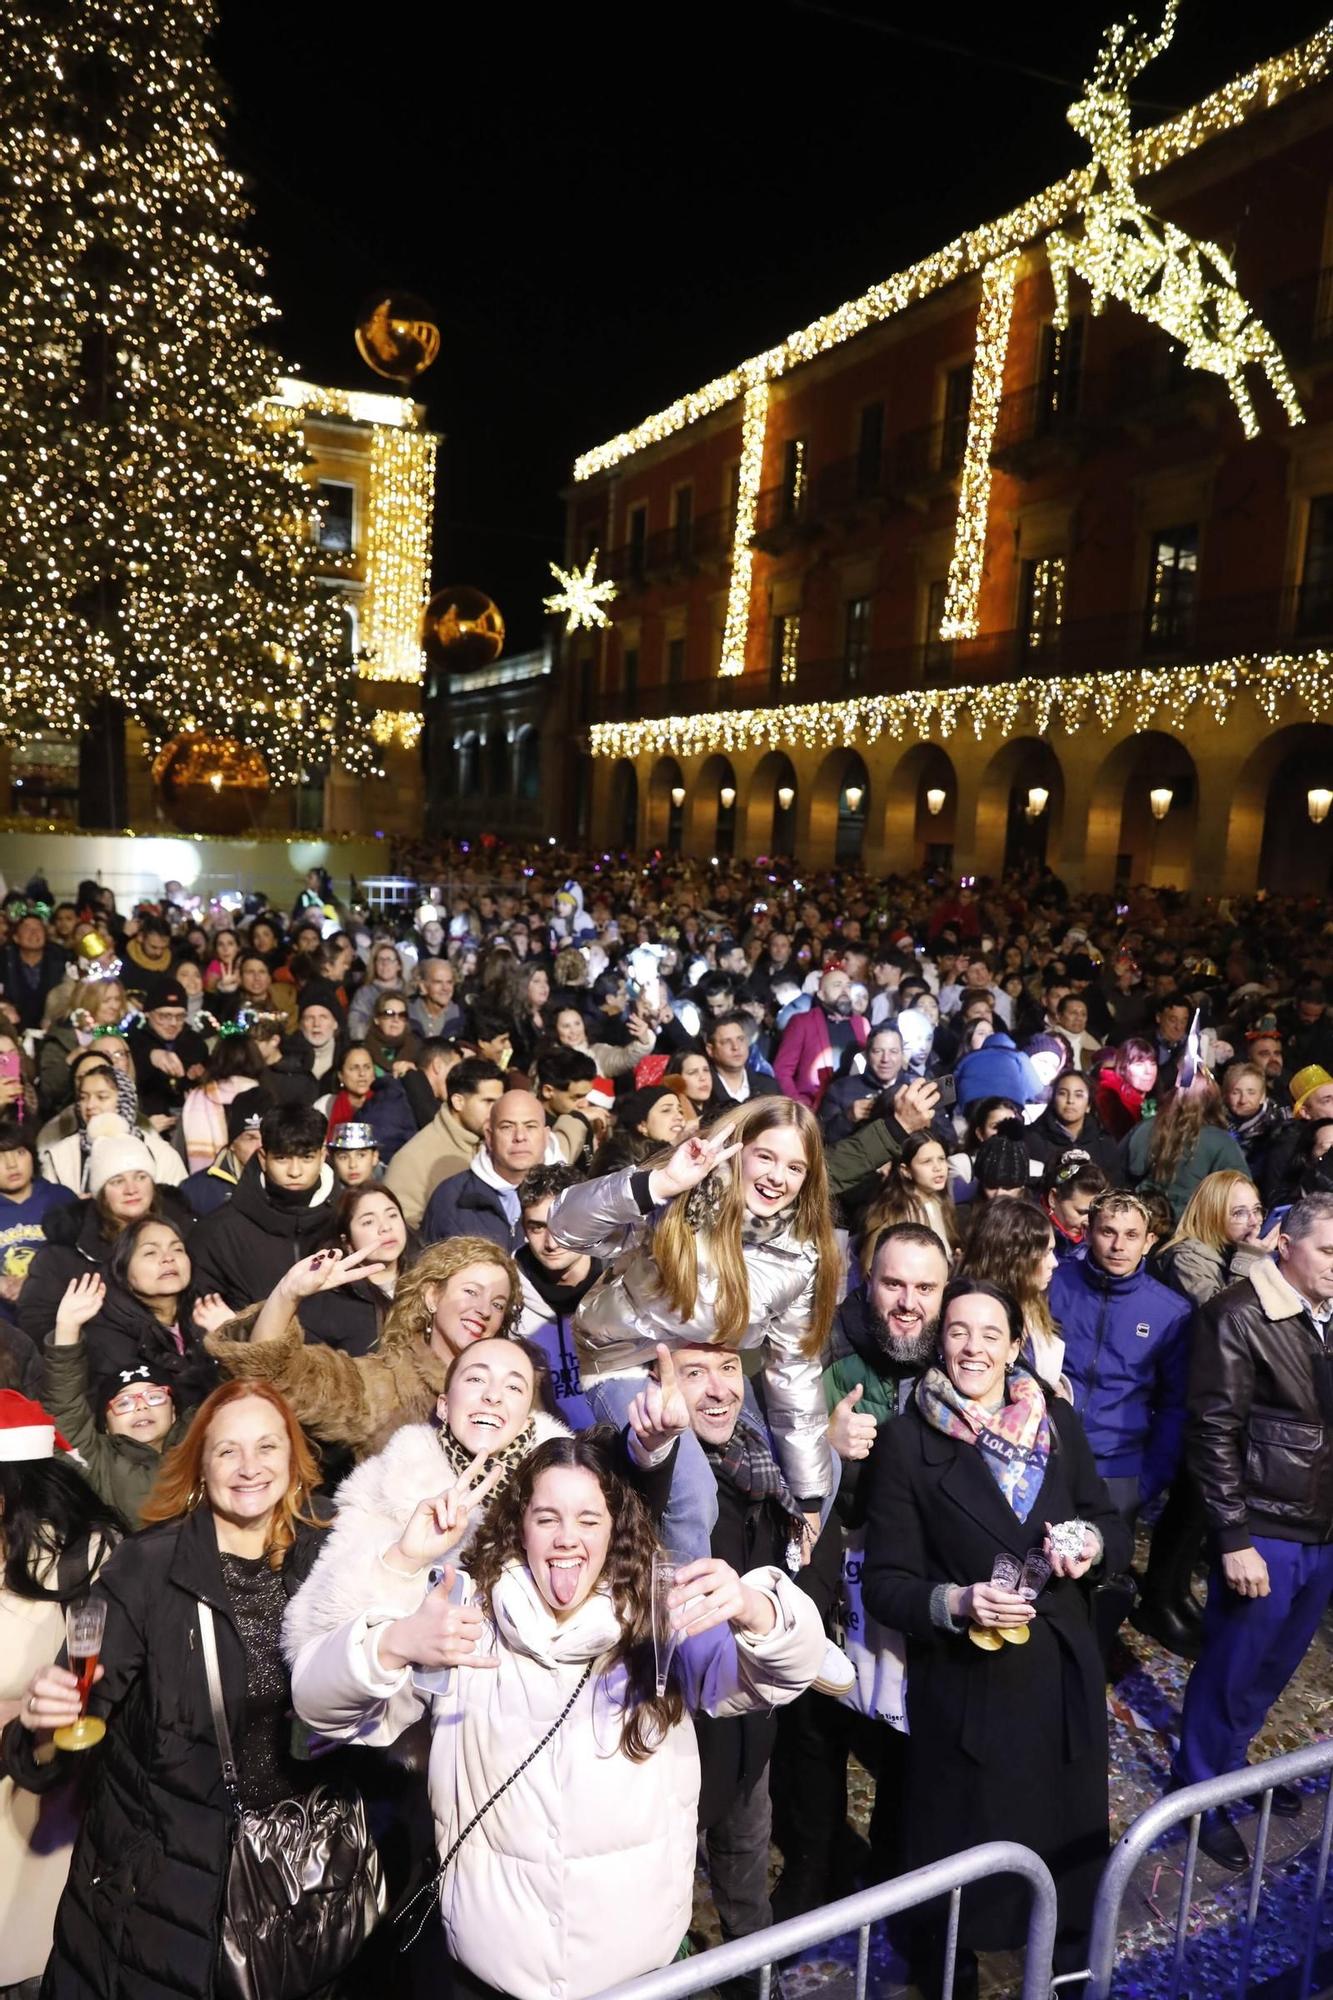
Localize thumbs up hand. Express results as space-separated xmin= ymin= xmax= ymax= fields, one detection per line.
xmin=828 ymin=1382 xmax=877 ymax=1461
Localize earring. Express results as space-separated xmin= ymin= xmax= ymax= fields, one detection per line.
xmin=187 ymin=1480 xmax=205 ymax=1511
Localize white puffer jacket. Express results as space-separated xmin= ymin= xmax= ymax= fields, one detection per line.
xmin=291 ymin=1560 xmax=824 ymax=2000
xmin=281 ymin=1411 xmax=568 ymax=1664
xmin=548 ymin=1166 xmax=834 ymax=1500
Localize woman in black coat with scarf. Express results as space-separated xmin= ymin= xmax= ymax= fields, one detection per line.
xmin=862 ymin=1277 xmax=1130 ymax=1991
xmin=5 ymin=1380 xmax=378 ymax=2000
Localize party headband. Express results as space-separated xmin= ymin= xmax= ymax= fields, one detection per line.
xmin=8 ymin=900 xmax=52 ymax=922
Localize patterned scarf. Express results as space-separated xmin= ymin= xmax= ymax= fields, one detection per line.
xmin=915 ymin=1365 xmax=1051 ymax=1523
xmin=701 ymin=1417 xmax=804 ymax=1536
xmin=77 ymin=1068 xmax=142 ymax=1175
xmin=438 ymin=1415 xmax=537 ymax=1500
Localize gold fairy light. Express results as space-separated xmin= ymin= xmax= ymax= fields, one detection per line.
xmin=939 ymin=253 xmax=1019 ymax=642
xmin=358 ymin=419 xmax=436 ymax=683
xmin=719 ymin=377 xmax=770 ymax=676
xmin=544 ymin=550 xmax=618 ymax=632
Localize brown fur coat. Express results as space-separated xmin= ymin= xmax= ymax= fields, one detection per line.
xmin=205 ymin=1305 xmax=445 ymax=1459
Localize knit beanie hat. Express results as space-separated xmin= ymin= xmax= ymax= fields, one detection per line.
xmin=298 ymin=978 xmax=346 ymax=1023
xmin=618 ymin=1084 xmax=677 ymax=1133
xmin=974 ymin=1130 xmax=1031 ymax=1192
xmin=88 ymin=1131 xmax=157 ymax=1196
xmin=225 ymin=1093 xmax=265 ymax=1143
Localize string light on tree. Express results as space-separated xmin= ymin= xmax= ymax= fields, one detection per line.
xmin=544 ymin=551 xmax=617 ymax=633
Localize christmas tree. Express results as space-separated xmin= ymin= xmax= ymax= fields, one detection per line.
xmin=0 ymin=0 xmax=376 ymax=802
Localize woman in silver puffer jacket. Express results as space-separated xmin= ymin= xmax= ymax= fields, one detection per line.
xmin=547 ymin=1098 xmax=841 ymax=1558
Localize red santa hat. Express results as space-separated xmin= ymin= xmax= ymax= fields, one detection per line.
xmin=0 ymin=1390 xmax=74 ymax=1461
xmin=586 ymin=1077 xmax=616 ymax=1113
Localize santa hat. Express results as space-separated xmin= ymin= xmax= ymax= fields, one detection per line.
xmin=0 ymin=1390 xmax=74 ymax=1461
xmin=586 ymin=1078 xmax=616 ymax=1114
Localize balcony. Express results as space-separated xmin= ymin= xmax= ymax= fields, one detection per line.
xmin=600 ymin=508 xmax=733 ymax=592
xmin=584 ymin=583 xmax=1333 ymax=726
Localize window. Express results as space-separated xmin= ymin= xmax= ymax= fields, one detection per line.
xmin=923 ymin=578 xmax=953 ymax=677
xmin=515 ymin=728 xmax=541 ymax=801
xmin=843 ymin=596 xmax=871 ymax=685
xmin=1020 ymin=556 xmax=1066 ymax=651
xmin=940 ymin=363 xmax=973 ymax=473
xmin=667 ymin=636 xmax=686 ymax=688
xmin=316 ymin=481 xmax=355 ymax=553
xmin=769 ymin=612 xmax=800 ymax=689
xmin=1299 ymin=495 xmax=1333 ymax=634
xmin=623 ymin=646 xmax=639 ymax=705
xmin=628 ymin=505 xmax=648 ymax=581
xmin=1143 ymin=525 xmax=1199 ymax=652
xmin=1036 ymin=317 xmax=1083 ymax=435
xmin=458 ymin=733 xmax=480 ymax=798
xmin=488 ymin=730 xmax=511 ymax=795
xmin=856 ymin=402 xmax=884 ymax=493
xmin=781 ymin=437 xmax=808 ymax=522
xmin=671 ymin=486 xmax=694 ymax=562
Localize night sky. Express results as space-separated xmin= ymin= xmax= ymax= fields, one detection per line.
xmin=213 ymin=0 xmax=1332 ymax=652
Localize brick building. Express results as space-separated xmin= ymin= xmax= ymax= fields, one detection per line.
xmin=563 ymin=25 xmax=1333 ymax=897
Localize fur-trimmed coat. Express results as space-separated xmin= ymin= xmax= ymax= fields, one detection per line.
xmin=281 ymin=1411 xmax=568 ymax=1665
xmin=205 ymin=1305 xmax=446 ymax=1459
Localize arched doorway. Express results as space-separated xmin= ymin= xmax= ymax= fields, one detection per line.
xmin=610 ymin=759 xmax=638 ymax=849
xmin=487 ymin=728 xmax=511 ymax=797
xmin=811 ymin=748 xmax=870 ymax=865
xmin=746 ymin=750 xmax=798 ymax=857
xmin=882 ymin=742 xmax=957 ymax=873
xmin=457 ymin=731 xmax=481 ymax=799
xmin=693 ymin=754 xmax=738 ymax=858
xmin=647 ymin=755 xmax=685 ymax=852
xmin=1230 ymin=723 xmax=1333 ymax=894
xmin=515 ymin=726 xmax=541 ymax=801
xmin=1086 ymin=731 xmax=1199 ymax=888
xmin=975 ymin=738 xmax=1065 ymax=874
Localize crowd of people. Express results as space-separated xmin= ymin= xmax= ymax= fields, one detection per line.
xmin=2 ymin=848 xmax=1333 ymax=1999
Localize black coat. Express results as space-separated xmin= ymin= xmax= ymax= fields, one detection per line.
xmin=1022 ymin=1105 xmax=1120 ymax=1180
xmin=186 ymin=1159 xmax=338 ymax=1310
xmin=5 ymin=1507 xmax=332 ymax=2000
xmin=128 ymin=1023 xmax=211 ymax=1120
xmin=297 ymin=1278 xmax=388 ymax=1359
xmin=861 ymin=1396 xmax=1131 ymax=1949
xmin=16 ymin=1193 xmax=195 ymax=1348
xmin=1 ymin=940 xmax=69 ymax=1029
xmin=421 ymin=1165 xmax=520 ymax=1252
xmin=81 ymin=1281 xmax=218 ymax=1413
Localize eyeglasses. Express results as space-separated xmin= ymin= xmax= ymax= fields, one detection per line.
xmin=107 ymin=1387 xmax=172 ymax=1416
xmin=380 ymin=1010 xmax=408 ymax=1021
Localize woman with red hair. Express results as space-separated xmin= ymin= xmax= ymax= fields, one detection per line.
xmin=9 ymin=1381 xmax=381 ymax=1999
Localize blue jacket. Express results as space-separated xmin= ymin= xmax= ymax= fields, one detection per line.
xmin=422 ymin=1163 xmax=521 ymax=1252
xmin=1049 ymin=1252 xmax=1193 ymax=1500
xmin=953 ymin=1033 xmax=1043 ymax=1111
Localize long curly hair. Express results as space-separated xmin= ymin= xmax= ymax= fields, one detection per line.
xmin=466 ymin=1431 xmax=684 ymax=1761
xmin=1146 ymin=1076 xmax=1229 ymax=1195
xmin=650 ymin=1098 xmax=839 ymax=1356
xmin=379 ymin=1235 xmax=523 ymax=1358
xmin=957 ymin=1195 xmax=1057 ymax=1355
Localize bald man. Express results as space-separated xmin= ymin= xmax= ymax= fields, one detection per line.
xmin=421 ymin=1088 xmax=563 ymax=1249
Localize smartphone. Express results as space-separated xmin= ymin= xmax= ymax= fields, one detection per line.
xmin=411 ymin=1566 xmax=468 ymax=1696
xmin=0 ymin=1051 xmax=20 ymax=1090
xmin=934 ymin=1073 xmax=958 ymax=1109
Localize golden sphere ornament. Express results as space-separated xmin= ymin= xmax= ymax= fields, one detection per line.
xmin=152 ymin=735 xmax=270 ymax=837
xmin=354 ymin=291 xmax=441 ymax=385
xmin=420 ymin=587 xmax=505 ymax=671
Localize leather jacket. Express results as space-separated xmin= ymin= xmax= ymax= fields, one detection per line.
xmin=1188 ymin=1259 xmax=1333 ymax=1552
xmin=548 ymin=1166 xmax=833 ymax=1502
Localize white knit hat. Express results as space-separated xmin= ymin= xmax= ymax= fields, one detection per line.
xmin=88 ymin=1131 xmax=157 ymax=1197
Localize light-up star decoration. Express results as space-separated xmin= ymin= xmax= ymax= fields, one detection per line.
xmin=1046 ymin=0 xmax=1302 ymax=439
xmin=543 ymin=551 xmax=617 ymax=633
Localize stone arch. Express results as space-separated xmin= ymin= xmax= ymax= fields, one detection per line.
xmin=974 ymin=737 xmax=1065 ymax=875
xmin=744 ymin=750 xmax=799 ymax=858
xmin=881 ymin=742 xmax=958 ymax=873
xmin=1229 ymin=722 xmax=1333 ymax=895
xmin=688 ymin=754 xmax=738 ymax=858
xmin=609 ymin=759 xmax=639 ymax=849
xmin=1085 ymin=730 xmax=1199 ymax=888
xmin=486 ymin=726 xmax=511 ymax=796
xmin=810 ymin=748 xmax=870 ymax=866
xmin=646 ymin=754 xmax=685 ymax=851
xmin=514 ymin=725 xmax=541 ymax=802
xmin=457 ymin=730 xmax=481 ymax=799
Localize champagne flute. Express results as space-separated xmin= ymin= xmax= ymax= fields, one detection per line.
xmin=968 ymin=1553 xmax=1021 ymax=1651
xmin=54 ymin=1597 xmax=107 ymax=1751
xmin=651 ymin=1551 xmax=692 ymax=1697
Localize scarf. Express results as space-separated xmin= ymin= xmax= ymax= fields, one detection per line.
xmin=740 ymin=1204 xmax=793 ymax=1248
xmin=915 ymin=1365 xmax=1051 ymax=1522
xmin=77 ymin=1069 xmax=141 ymax=1173
xmin=438 ymin=1414 xmax=537 ymax=1499
xmin=702 ymin=1417 xmax=803 ymax=1525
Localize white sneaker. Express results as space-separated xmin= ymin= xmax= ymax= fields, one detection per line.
xmin=811 ymin=1640 xmax=855 ymax=1698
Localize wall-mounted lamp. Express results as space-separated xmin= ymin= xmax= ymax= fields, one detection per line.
xmin=925 ymin=787 xmax=946 ymax=817
xmin=1309 ymin=788 xmax=1332 ymax=825
xmin=1149 ymin=786 xmax=1174 ymax=821
xmin=719 ymin=785 xmax=736 ymax=810
xmin=776 ymin=785 xmax=795 ymax=811
xmin=670 ymin=786 xmax=686 ymax=808
xmin=844 ymin=785 xmax=864 ymax=813
xmin=1025 ymin=785 xmax=1049 ymax=820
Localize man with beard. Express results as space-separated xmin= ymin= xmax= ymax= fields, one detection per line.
xmin=769 ymin=1223 xmax=950 ymax=1918
xmin=774 ymin=965 xmax=868 ymax=1107
xmin=513 ymin=1162 xmax=602 ymax=1426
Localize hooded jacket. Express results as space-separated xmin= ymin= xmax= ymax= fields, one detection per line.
xmin=16 ymin=1191 xmax=194 ymax=1349
xmin=952 ymin=1032 xmax=1043 ymax=1112
xmin=422 ymin=1154 xmax=523 ymax=1252
xmin=40 ymin=1338 xmax=192 ymax=1527
xmin=383 ymin=1100 xmax=485 ymax=1228
xmin=281 ymin=1409 xmax=570 ymax=1664
xmin=290 ymin=1559 xmax=823 ymax=2000
xmin=185 ymin=1156 xmax=338 ymax=1309
xmin=77 ymin=1280 xmax=218 ymax=1416
xmin=548 ymin=1167 xmax=833 ymax=1503
xmin=1022 ymin=1104 xmax=1120 ymax=1179
xmin=515 ymin=1246 xmax=602 ymax=1428
xmin=1048 ymin=1252 xmax=1193 ymax=1500
xmin=40 ymin=1123 xmax=187 ymax=1196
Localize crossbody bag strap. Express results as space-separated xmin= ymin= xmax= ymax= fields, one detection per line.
xmin=197 ymin=1602 xmax=243 ymax=1807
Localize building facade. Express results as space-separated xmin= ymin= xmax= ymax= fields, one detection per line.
xmin=565 ymin=27 xmax=1333 ymax=897
xmin=4 ymin=377 xmax=437 ymax=838
xmin=423 ymin=638 xmax=556 ymax=844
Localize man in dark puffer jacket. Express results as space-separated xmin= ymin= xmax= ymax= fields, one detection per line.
xmin=186 ymin=1104 xmax=337 ymax=1309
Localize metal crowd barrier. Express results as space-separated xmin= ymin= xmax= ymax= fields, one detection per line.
xmin=1080 ymin=1737 xmax=1333 ymax=2000
xmin=586 ymin=1840 xmax=1058 ymax=2000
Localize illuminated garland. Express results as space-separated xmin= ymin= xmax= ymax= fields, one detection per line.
xmin=719 ymin=379 xmax=770 ymax=675
xmin=571 ymin=26 xmax=1333 ymax=482
xmin=940 ymin=254 xmax=1019 ymax=642
xmin=589 ymin=651 xmax=1333 ymax=760
xmin=359 ymin=422 xmax=437 ymax=684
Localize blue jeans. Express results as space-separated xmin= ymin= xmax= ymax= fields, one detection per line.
xmin=585 ymin=1373 xmax=720 ymax=1560
xmin=1173 ymin=1536 xmax=1333 ymax=1785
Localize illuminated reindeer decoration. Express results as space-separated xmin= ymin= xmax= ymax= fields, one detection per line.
xmin=1046 ymin=1 xmax=1303 ymax=439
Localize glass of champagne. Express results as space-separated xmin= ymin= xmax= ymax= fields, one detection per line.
xmin=54 ymin=1597 xmax=107 ymax=1751
xmin=652 ymin=1551 xmax=693 ymax=1697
